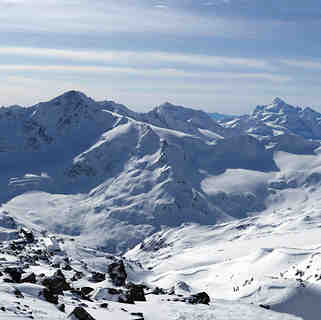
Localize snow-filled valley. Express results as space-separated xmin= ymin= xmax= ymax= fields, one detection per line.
xmin=1 ymin=91 xmax=321 ymax=319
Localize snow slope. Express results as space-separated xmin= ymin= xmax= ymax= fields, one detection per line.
xmin=0 ymin=212 xmax=300 ymax=320
xmin=0 ymin=91 xmax=283 ymax=252
xmin=1 ymin=91 xmax=321 ymax=254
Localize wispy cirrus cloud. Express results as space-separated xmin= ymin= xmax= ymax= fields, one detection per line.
xmin=281 ymin=59 xmax=321 ymax=70
xmin=0 ymin=46 xmax=272 ymax=70
xmin=1 ymin=0 xmax=321 ymax=112
xmin=0 ymin=64 xmax=290 ymax=83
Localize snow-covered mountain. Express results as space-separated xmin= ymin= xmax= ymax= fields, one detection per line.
xmin=99 ymin=100 xmax=237 ymax=140
xmin=1 ymin=91 xmax=321 ymax=253
xmin=0 ymin=91 xmax=281 ymax=252
xmin=222 ymin=97 xmax=321 ymax=153
xmin=3 ymin=91 xmax=321 ymax=319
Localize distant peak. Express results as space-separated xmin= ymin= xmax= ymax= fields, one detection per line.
xmin=48 ymin=90 xmax=94 ymax=106
xmin=59 ymin=90 xmax=88 ymax=99
xmin=272 ymin=97 xmax=285 ymax=105
xmin=159 ymin=102 xmax=175 ymax=108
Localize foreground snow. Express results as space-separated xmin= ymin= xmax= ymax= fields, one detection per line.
xmin=0 ymin=215 xmax=300 ymax=320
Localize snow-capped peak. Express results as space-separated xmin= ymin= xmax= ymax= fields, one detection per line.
xmin=272 ymin=97 xmax=285 ymax=105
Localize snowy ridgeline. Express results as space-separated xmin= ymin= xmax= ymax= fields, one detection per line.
xmin=1 ymin=90 xmax=321 ymax=253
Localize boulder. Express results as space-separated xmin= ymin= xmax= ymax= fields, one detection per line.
xmin=63 ymin=264 xmax=73 ymax=271
xmin=21 ymin=272 xmax=36 ymax=284
xmin=187 ymin=292 xmax=210 ymax=305
xmin=71 ymin=271 xmax=84 ymax=281
xmin=90 ymin=272 xmax=105 ymax=283
xmin=67 ymin=307 xmax=96 ymax=320
xmin=107 ymin=260 xmax=127 ymax=286
xmin=58 ymin=303 xmax=65 ymax=312
xmin=4 ymin=267 xmax=23 ymax=283
xmin=150 ymin=287 xmax=166 ymax=295
xmin=81 ymin=287 xmax=95 ymax=296
xmin=126 ymin=283 xmax=146 ymax=302
xmin=42 ymin=288 xmax=58 ymax=304
xmin=20 ymin=228 xmax=35 ymax=243
xmin=42 ymin=269 xmax=70 ymax=295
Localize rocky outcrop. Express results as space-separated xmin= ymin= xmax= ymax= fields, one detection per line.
xmin=67 ymin=307 xmax=96 ymax=320
xmin=126 ymin=282 xmax=146 ymax=302
xmin=186 ymin=292 xmax=211 ymax=305
xmin=4 ymin=267 xmax=22 ymax=283
xmin=42 ymin=269 xmax=71 ymax=295
xmin=107 ymin=260 xmax=127 ymax=287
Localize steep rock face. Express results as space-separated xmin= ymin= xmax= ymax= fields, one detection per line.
xmin=29 ymin=91 xmax=119 ymax=147
xmin=267 ymin=134 xmax=320 ymax=155
xmin=211 ymin=135 xmax=278 ymax=172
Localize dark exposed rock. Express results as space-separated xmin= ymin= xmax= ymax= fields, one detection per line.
xmin=9 ymin=240 xmax=26 ymax=251
xmin=20 ymin=228 xmax=35 ymax=243
xmin=42 ymin=269 xmax=71 ymax=295
xmin=58 ymin=303 xmax=65 ymax=312
xmin=70 ymin=288 xmax=93 ymax=302
xmin=269 ymin=134 xmax=319 ymax=155
xmin=126 ymin=283 xmax=146 ymax=302
xmin=42 ymin=288 xmax=58 ymax=304
xmin=4 ymin=267 xmax=23 ymax=283
xmin=71 ymin=271 xmax=84 ymax=281
xmin=259 ymin=304 xmax=270 ymax=310
xmin=63 ymin=264 xmax=73 ymax=271
xmin=90 ymin=272 xmax=105 ymax=283
xmin=108 ymin=260 xmax=127 ymax=286
xmin=212 ymin=135 xmax=278 ymax=173
xmin=99 ymin=303 xmax=108 ymax=308
xmin=14 ymin=288 xmax=24 ymax=298
xmin=175 ymin=280 xmax=191 ymax=293
xmin=21 ymin=272 xmax=36 ymax=284
xmin=108 ymin=288 xmax=134 ymax=304
xmin=0 ymin=213 xmax=17 ymax=229
xmin=79 ymin=303 xmax=89 ymax=308
xmin=81 ymin=287 xmax=95 ymax=296
xmin=150 ymin=287 xmax=166 ymax=295
xmin=67 ymin=307 xmax=96 ymax=320
xmin=186 ymin=292 xmax=210 ymax=305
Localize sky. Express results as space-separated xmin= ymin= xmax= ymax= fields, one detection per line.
xmin=1 ymin=0 xmax=321 ymax=114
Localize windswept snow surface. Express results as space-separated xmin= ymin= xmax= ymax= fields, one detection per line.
xmin=0 ymin=213 xmax=300 ymax=320
xmin=126 ymin=195 xmax=321 ymax=320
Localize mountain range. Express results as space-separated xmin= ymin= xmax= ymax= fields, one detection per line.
xmin=1 ymin=91 xmax=321 ymax=252
xmin=2 ymin=90 xmax=321 ymax=319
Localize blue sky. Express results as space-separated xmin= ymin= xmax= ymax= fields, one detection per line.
xmin=1 ymin=0 xmax=321 ymax=113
